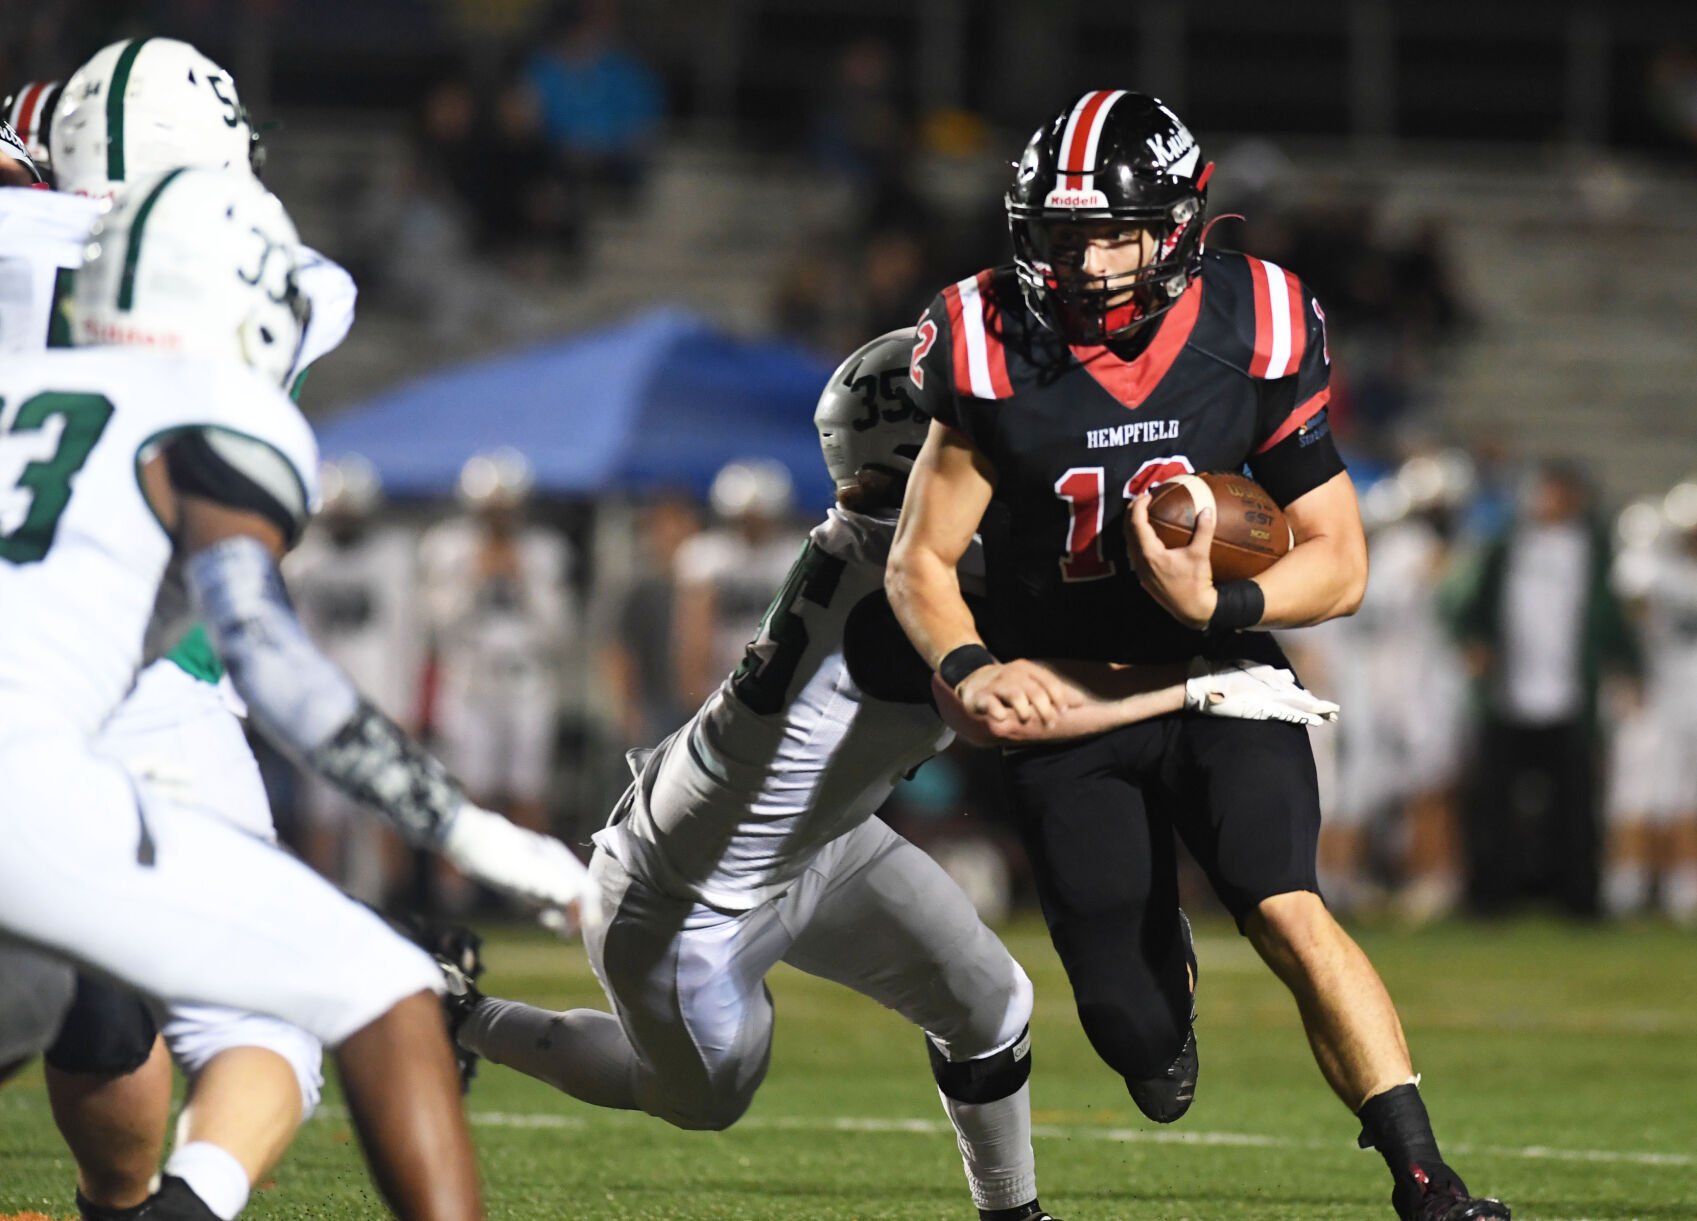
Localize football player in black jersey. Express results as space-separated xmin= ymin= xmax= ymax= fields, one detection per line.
xmin=887 ymin=91 xmax=1511 ymax=1221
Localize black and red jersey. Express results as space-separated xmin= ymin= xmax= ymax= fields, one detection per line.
xmin=911 ymin=249 xmax=1345 ymax=666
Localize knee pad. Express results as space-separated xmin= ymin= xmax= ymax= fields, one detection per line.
xmin=653 ymin=1090 xmax=755 ymax=1132
xmin=44 ymin=975 xmax=157 ymax=1076
xmin=928 ymin=1024 xmax=1032 ymax=1105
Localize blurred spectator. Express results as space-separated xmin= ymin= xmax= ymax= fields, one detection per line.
xmin=1450 ymin=460 xmax=1641 ymax=918
xmin=420 ymin=450 xmax=574 ymax=838
xmin=770 ymin=252 xmax=845 ymax=355
xmin=523 ymin=0 xmax=663 ymax=203
xmin=1285 ymin=452 xmax=1473 ymax=921
xmin=672 ymin=458 xmax=807 ymax=709
xmin=284 ymin=455 xmax=424 ymax=905
xmin=1602 ymin=484 xmax=1697 ymax=924
xmin=599 ymin=492 xmax=701 ymax=750
xmin=1647 ymin=45 xmax=1697 ymax=149
xmin=353 ymin=74 xmax=562 ymax=342
xmin=858 ymin=225 xmax=932 ymax=338
xmin=811 ymin=37 xmax=907 ymax=204
xmin=1367 ymin=453 xmax=1475 ymax=921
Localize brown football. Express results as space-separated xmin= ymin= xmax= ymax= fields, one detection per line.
xmin=1139 ymin=472 xmax=1292 ymax=581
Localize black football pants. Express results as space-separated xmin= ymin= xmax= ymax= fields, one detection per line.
xmin=1003 ymin=715 xmax=1322 ymax=1083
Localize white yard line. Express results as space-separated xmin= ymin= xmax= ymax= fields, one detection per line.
xmin=318 ymin=1106 xmax=1694 ymax=1170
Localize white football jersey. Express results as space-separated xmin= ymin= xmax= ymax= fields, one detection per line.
xmin=418 ymin=517 xmax=573 ymax=699
xmin=602 ymin=509 xmax=976 ymax=910
xmin=291 ymin=247 xmax=356 ymax=382
xmin=1637 ymin=543 xmax=1697 ymax=711
xmin=674 ymin=524 xmax=811 ymax=685
xmin=285 ymin=523 xmax=422 ymax=722
xmin=0 ymin=187 xmax=100 ymax=353
xmin=0 ymin=348 xmax=319 ymax=740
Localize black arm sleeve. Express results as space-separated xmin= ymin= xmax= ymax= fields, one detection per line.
xmin=1248 ymin=389 xmax=1346 ymax=507
xmin=308 ymin=698 xmax=466 ymax=846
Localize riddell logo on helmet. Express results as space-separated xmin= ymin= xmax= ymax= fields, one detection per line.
xmin=1045 ymin=188 xmax=1109 ymax=209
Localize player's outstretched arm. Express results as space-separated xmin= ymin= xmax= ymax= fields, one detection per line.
xmin=167 ymin=482 xmax=587 ymax=915
xmin=888 ymin=423 xmax=1078 ymax=729
xmin=933 ymin=658 xmax=1338 ymax=746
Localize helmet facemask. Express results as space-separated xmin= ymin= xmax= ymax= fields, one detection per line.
xmin=1010 ymin=194 xmax=1203 ymax=345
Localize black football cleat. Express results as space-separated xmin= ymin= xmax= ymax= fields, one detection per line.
xmin=1393 ymin=1163 xmax=1511 ymax=1221
xmin=1128 ymin=909 xmax=1199 ymax=1124
xmin=980 ymin=1204 xmax=1062 ymax=1221
xmin=139 ymin=1177 xmax=221 ymax=1221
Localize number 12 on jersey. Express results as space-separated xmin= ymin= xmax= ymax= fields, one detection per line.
xmin=0 ymin=392 xmax=115 ymax=564
xmin=1055 ymin=456 xmax=1193 ymax=582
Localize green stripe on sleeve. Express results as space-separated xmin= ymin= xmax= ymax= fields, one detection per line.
xmin=163 ymin=623 xmax=226 ymax=684
xmin=104 ymin=37 xmax=150 ymax=184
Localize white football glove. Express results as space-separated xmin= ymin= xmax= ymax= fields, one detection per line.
xmin=1185 ymin=658 xmax=1340 ymax=725
xmin=440 ymin=803 xmax=593 ymax=928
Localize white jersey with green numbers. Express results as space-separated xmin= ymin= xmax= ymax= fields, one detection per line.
xmin=598 ymin=509 xmax=983 ymax=911
xmin=0 ymin=347 xmax=319 ymax=740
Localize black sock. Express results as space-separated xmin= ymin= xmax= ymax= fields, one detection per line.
xmin=980 ymin=1201 xmax=1045 ymax=1221
xmin=1357 ymin=1082 xmax=1445 ymax=1183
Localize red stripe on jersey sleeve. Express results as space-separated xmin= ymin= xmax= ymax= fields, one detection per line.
xmin=1281 ymin=272 xmax=1307 ymax=377
xmin=976 ymin=271 xmax=1014 ymax=398
xmin=1246 ymin=257 xmax=1274 ymax=379
xmin=1255 ymin=388 xmax=1330 ymax=454
xmin=943 ymin=282 xmax=972 ymax=397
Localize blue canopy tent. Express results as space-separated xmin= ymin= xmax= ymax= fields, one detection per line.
xmin=315 ymin=308 xmax=839 ymax=506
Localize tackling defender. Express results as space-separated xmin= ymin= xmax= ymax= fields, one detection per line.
xmin=443 ymin=329 xmax=1338 ymax=1221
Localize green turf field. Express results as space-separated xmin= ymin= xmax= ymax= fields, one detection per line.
xmin=3 ymin=918 xmax=1693 ymax=1220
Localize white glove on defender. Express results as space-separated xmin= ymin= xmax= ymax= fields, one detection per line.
xmin=1185 ymin=658 xmax=1340 ymax=725
xmin=441 ymin=804 xmax=594 ymax=918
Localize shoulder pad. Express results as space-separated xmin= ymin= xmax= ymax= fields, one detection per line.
xmin=293 ymin=246 xmax=357 ymax=375
xmin=936 ymin=268 xmax=1018 ymax=401
xmin=1198 ymin=250 xmax=1313 ymax=381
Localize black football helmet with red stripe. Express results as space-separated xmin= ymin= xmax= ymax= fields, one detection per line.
xmin=1006 ymin=91 xmax=1212 ymax=344
xmin=4 ymin=80 xmax=63 ymax=180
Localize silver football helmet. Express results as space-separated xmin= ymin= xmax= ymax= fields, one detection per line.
xmin=814 ymin=327 xmax=928 ymax=496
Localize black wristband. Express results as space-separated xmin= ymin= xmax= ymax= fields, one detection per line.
xmin=1208 ymin=580 xmax=1265 ymax=633
xmin=938 ymin=643 xmax=997 ymax=689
